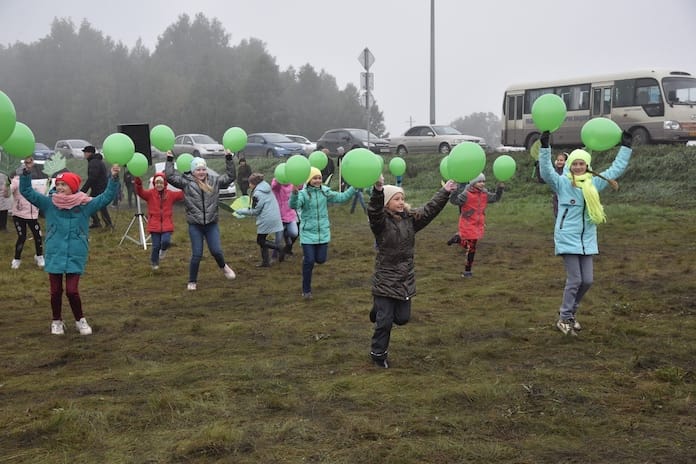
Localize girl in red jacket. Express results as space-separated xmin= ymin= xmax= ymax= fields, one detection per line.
xmin=451 ymin=173 xmax=504 ymax=278
xmin=134 ymin=172 xmax=184 ymax=269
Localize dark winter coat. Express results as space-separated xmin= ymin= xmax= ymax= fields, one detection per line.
xmin=81 ymin=153 xmax=108 ymax=196
xmin=368 ymin=187 xmax=451 ymax=300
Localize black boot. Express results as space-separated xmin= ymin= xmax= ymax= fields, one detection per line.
xmin=446 ymin=234 xmax=460 ymax=246
xmin=257 ymin=247 xmax=270 ymax=267
xmin=266 ymin=240 xmax=285 ymax=263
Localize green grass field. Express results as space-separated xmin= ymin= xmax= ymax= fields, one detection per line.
xmin=1 ymin=146 xmax=695 ymax=463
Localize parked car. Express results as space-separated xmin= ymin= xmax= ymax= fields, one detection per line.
xmin=54 ymin=139 xmax=93 ymax=159
xmin=171 ymin=134 xmax=225 ymax=158
xmin=32 ymin=142 xmax=55 ymax=164
xmin=150 ymin=162 xmax=236 ymax=199
xmin=316 ymin=128 xmax=391 ymax=156
xmin=238 ymin=133 xmax=306 ymax=158
xmin=495 ymin=145 xmax=526 ymax=153
xmin=285 ymin=134 xmax=317 ymax=155
xmin=388 ymin=125 xmax=487 ymax=155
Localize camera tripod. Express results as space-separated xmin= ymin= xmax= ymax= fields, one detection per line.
xmin=119 ymin=196 xmax=150 ymax=249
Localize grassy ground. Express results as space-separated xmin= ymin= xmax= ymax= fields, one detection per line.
xmin=1 ymin=146 xmax=695 ymax=463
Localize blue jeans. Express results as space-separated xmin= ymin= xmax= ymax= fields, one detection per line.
xmin=188 ymin=222 xmax=226 ymax=283
xmin=150 ymin=231 xmax=172 ymax=265
xmin=301 ymin=243 xmax=328 ymax=294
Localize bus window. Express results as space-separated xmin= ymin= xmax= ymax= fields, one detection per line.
xmin=613 ymin=79 xmax=635 ymax=107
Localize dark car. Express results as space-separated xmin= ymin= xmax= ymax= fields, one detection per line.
xmin=238 ymin=133 xmax=306 ymax=158
xmin=33 ymin=142 xmax=55 ymax=164
xmin=316 ymin=128 xmax=391 ymax=156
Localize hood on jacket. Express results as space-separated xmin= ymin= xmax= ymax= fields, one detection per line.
xmin=152 ymin=172 xmax=168 ymax=189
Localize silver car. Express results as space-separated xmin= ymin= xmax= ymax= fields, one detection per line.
xmin=172 ymin=134 xmax=225 ymax=158
xmin=388 ymin=125 xmax=487 ymax=155
xmin=54 ymin=139 xmax=93 ymax=159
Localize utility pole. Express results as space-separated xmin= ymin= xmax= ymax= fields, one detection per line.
xmin=358 ymin=47 xmax=375 ymax=144
xmin=429 ymin=0 xmax=436 ymax=124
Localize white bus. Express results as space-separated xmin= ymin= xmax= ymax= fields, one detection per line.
xmin=501 ymin=69 xmax=696 ymax=149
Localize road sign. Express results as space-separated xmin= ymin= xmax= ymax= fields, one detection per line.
xmin=358 ymin=47 xmax=375 ymax=70
xmin=360 ymin=72 xmax=374 ymax=90
xmin=361 ymin=91 xmax=374 ymax=109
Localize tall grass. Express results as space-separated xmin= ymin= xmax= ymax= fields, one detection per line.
xmin=1 ymin=145 xmax=694 ymax=463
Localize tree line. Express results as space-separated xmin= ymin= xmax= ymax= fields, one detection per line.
xmin=0 ymin=13 xmax=387 ymax=148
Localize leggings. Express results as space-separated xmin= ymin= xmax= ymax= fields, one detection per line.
xmin=13 ymin=216 xmax=43 ymax=259
xmin=49 ymin=273 xmax=83 ymax=321
xmin=461 ymin=238 xmax=478 ymax=272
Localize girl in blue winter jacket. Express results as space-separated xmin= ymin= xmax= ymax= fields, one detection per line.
xmin=19 ymin=158 xmax=120 ymax=336
xmin=289 ymin=167 xmax=354 ymax=299
xmin=538 ymin=130 xmax=632 ymax=336
xmin=234 ymin=173 xmax=285 ymax=267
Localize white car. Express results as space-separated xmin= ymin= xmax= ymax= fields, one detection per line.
xmin=150 ymin=162 xmax=236 ymax=199
xmin=687 ymin=140 xmax=696 ymax=146
xmin=495 ymin=145 xmax=526 ymax=153
xmin=54 ymin=139 xmax=93 ymax=159
xmin=388 ymin=125 xmax=487 ymax=155
xmin=285 ymin=134 xmax=316 ymax=155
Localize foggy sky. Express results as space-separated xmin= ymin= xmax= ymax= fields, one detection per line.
xmin=1 ymin=0 xmax=695 ymax=139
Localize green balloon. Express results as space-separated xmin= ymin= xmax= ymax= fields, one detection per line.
xmin=308 ymin=150 xmax=328 ymax=170
xmin=389 ymin=157 xmax=406 ymax=176
xmin=492 ymin=154 xmax=517 ymax=181
xmin=284 ymin=154 xmax=311 ymax=186
xmin=176 ymin=153 xmax=193 ymax=172
xmin=126 ymin=152 xmax=149 ymax=177
xmin=274 ymin=163 xmax=289 ymax=185
xmin=341 ymin=148 xmax=382 ymax=189
xmin=2 ymin=121 xmax=35 ymax=158
xmin=150 ymin=124 xmax=175 ymax=151
xmin=531 ymin=94 xmax=567 ymax=132
xmin=439 ymin=156 xmax=450 ymax=180
xmin=581 ymin=117 xmax=622 ymax=151
xmin=102 ymin=133 xmax=135 ymax=165
xmin=0 ymin=90 xmax=17 ymax=146
xmin=447 ymin=142 xmax=486 ymax=183
xmin=223 ymin=127 xmax=248 ymax=152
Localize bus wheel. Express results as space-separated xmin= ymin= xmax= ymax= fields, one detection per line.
xmin=631 ymin=128 xmax=649 ymax=146
xmin=438 ymin=143 xmax=451 ymax=155
xmin=397 ymin=146 xmax=408 ymax=155
xmin=526 ymin=134 xmax=540 ymax=150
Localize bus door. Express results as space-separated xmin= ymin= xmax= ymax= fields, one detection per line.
xmin=504 ymin=93 xmax=524 ymax=146
xmin=591 ymin=86 xmax=612 ymax=118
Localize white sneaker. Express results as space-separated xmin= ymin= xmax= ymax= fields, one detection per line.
xmin=152 ymin=264 xmax=159 ymax=270
xmin=75 ymin=317 xmax=92 ymax=335
xmin=159 ymin=249 xmax=167 ymax=259
xmin=187 ymin=282 xmax=197 ymax=291
xmin=11 ymin=259 xmax=20 ymax=269
xmin=556 ymin=319 xmax=577 ymax=336
xmin=34 ymin=255 xmax=45 ymax=268
xmin=51 ymin=320 xmax=65 ymax=335
xmin=222 ymin=264 xmax=236 ymax=280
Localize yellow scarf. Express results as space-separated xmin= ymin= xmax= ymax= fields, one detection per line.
xmin=567 ymin=172 xmax=606 ymax=224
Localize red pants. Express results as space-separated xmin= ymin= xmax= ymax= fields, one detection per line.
xmin=49 ymin=273 xmax=83 ymax=321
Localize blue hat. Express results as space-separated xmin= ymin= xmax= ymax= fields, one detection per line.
xmin=190 ymin=157 xmax=207 ymax=171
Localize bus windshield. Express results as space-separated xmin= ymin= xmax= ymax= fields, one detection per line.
xmin=663 ymin=77 xmax=696 ymax=104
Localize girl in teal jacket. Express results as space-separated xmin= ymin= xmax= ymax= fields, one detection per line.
xmin=19 ymin=158 xmax=120 ymax=336
xmin=289 ymin=167 xmax=354 ymax=298
xmin=538 ymin=130 xmax=632 ymax=336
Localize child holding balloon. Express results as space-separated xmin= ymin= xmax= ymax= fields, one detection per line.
xmin=164 ymin=152 xmax=237 ymax=290
xmin=134 ymin=172 xmax=184 ymax=270
xmin=271 ymin=176 xmax=299 ymax=256
xmin=289 ymin=167 xmax=355 ymax=299
xmin=368 ymin=174 xmax=458 ymax=368
xmin=538 ymin=130 xmax=632 ymax=336
xmin=450 ymin=174 xmax=504 ymax=278
xmin=18 ymin=157 xmax=120 ymax=335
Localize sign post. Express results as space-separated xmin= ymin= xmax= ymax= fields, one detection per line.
xmin=358 ymin=47 xmax=375 ymax=146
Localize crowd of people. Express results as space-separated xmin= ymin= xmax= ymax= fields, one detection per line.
xmin=3 ymin=133 xmax=633 ymax=368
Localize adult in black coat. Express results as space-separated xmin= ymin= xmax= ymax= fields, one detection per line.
xmin=80 ymin=146 xmax=113 ymax=229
